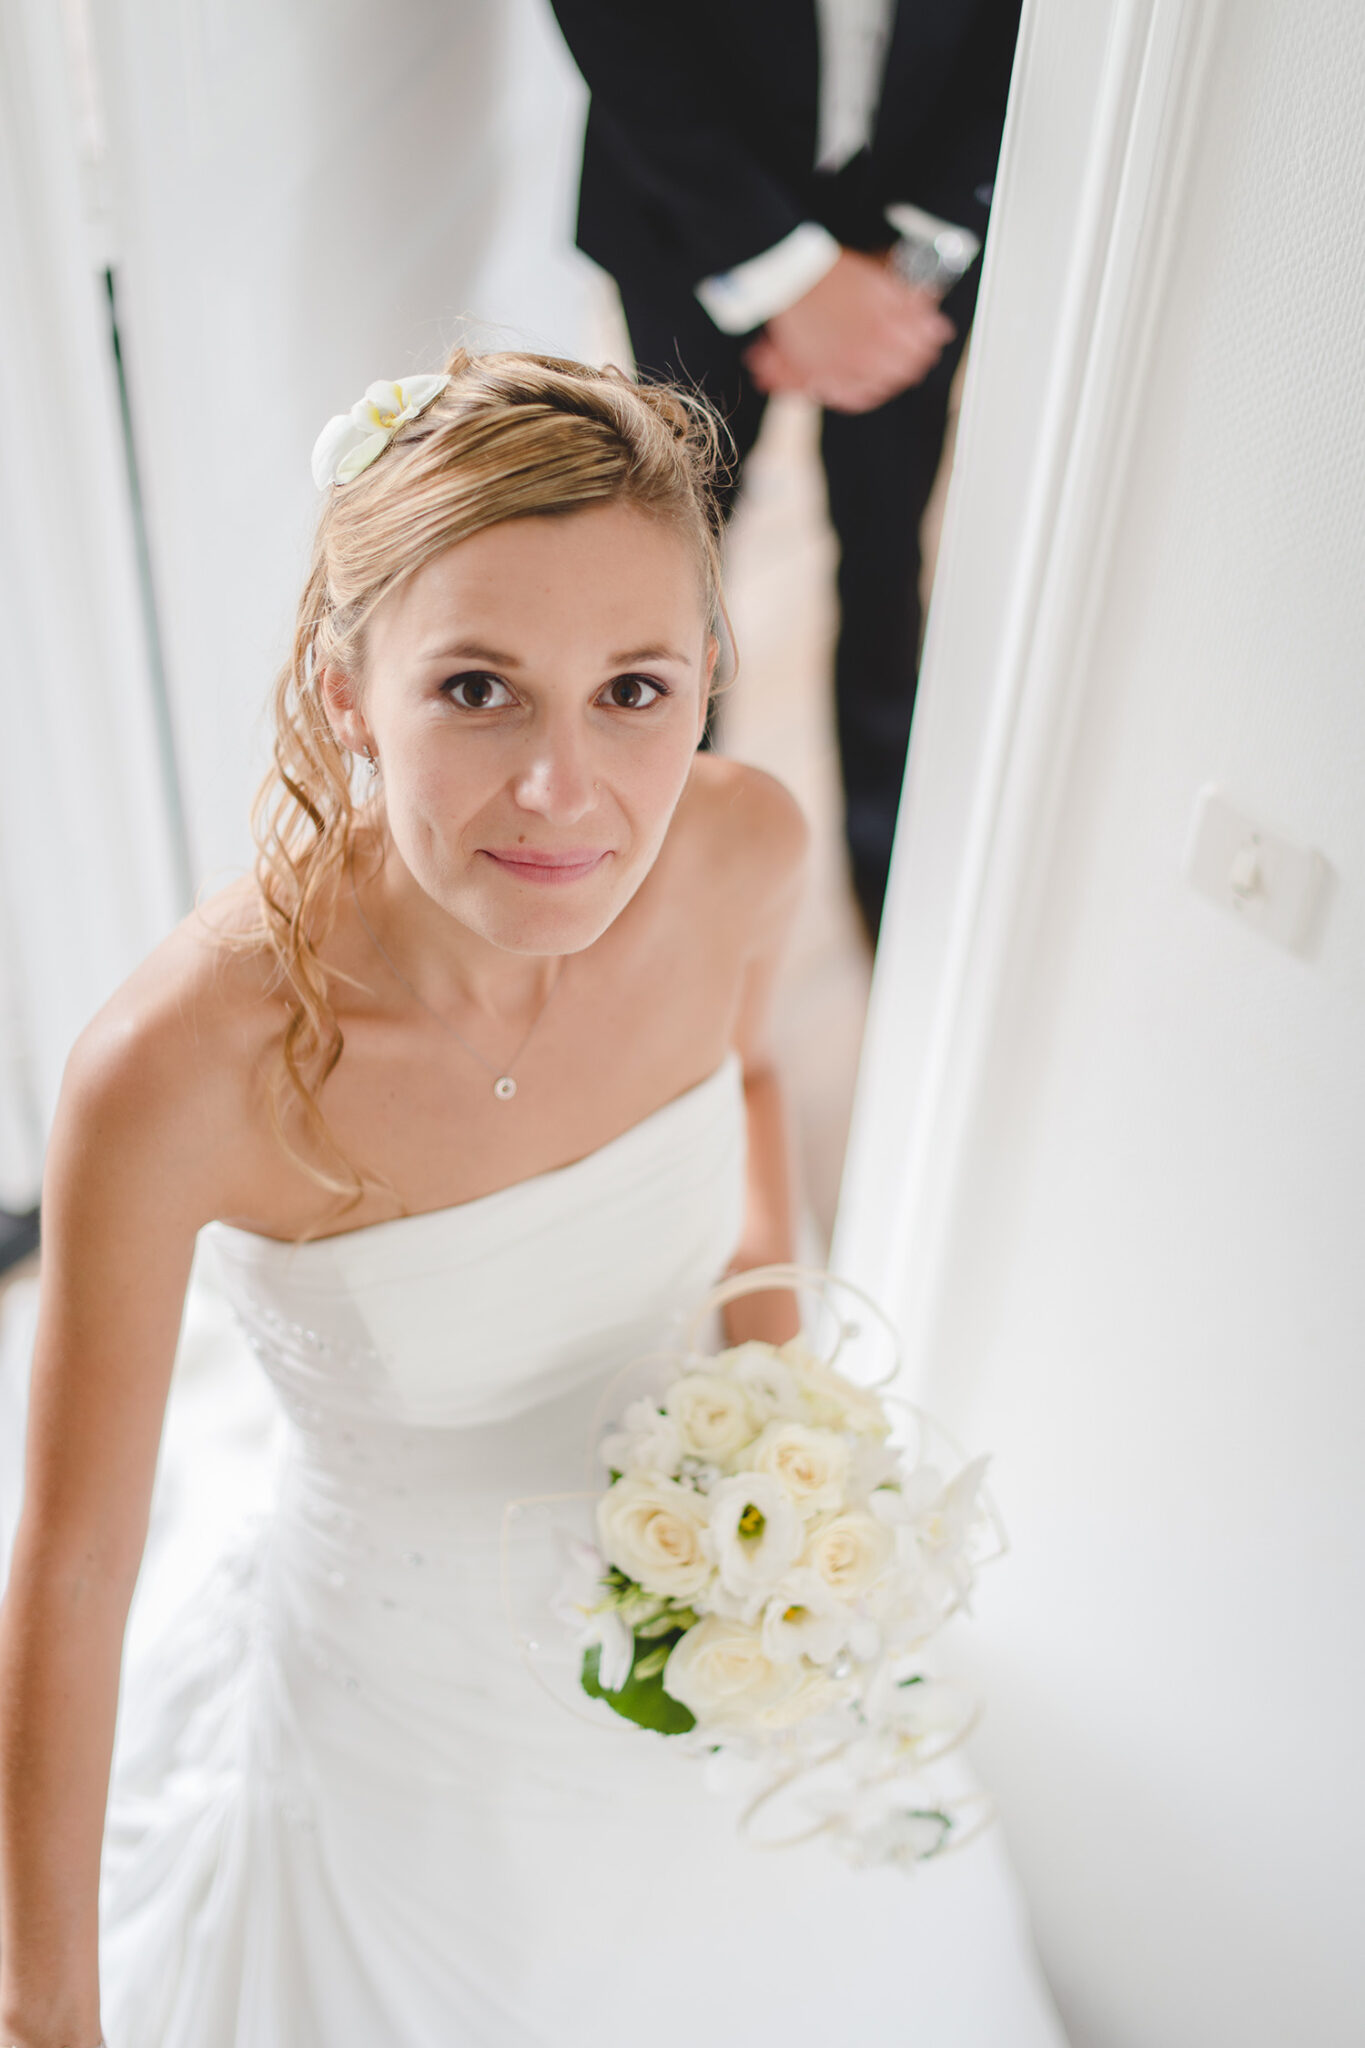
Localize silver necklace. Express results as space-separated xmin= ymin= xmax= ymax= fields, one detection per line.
xmin=349 ymin=863 xmax=564 ymax=1102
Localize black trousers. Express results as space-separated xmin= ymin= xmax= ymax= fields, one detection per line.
xmin=619 ymin=263 xmax=979 ymax=940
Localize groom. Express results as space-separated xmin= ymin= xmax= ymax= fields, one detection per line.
xmin=549 ymin=0 xmax=1021 ymax=940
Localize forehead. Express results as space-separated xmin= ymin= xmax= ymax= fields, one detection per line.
xmin=372 ymin=500 xmax=709 ymax=655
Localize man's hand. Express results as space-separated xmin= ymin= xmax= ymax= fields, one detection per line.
xmin=742 ymin=247 xmax=955 ymax=413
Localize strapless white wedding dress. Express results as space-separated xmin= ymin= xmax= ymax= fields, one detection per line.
xmin=1 ymin=1054 xmax=1067 ymax=2046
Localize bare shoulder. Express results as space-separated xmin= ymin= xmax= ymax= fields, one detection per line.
xmin=51 ymin=876 xmax=285 ymax=1227
xmin=677 ymin=754 xmax=810 ymax=910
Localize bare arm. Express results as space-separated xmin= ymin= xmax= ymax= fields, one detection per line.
xmin=0 ymin=1008 xmax=218 ymax=2048
xmin=723 ymin=773 xmax=810 ymax=1347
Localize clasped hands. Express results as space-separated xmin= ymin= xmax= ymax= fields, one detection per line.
xmin=742 ymin=246 xmax=955 ymax=414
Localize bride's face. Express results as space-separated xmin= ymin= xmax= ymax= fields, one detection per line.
xmin=345 ymin=499 xmax=716 ymax=954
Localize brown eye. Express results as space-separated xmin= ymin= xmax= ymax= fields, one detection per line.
xmin=605 ymin=675 xmax=664 ymax=709
xmin=445 ymin=673 xmax=511 ymax=709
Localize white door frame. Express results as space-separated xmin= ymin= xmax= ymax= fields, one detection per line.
xmin=833 ymin=0 xmax=1222 ymax=1375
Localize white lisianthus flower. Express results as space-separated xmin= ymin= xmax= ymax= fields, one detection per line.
xmin=711 ymin=1341 xmax=803 ymax=1427
xmin=676 ymin=1454 xmax=724 ymax=1494
xmin=596 ymin=1477 xmax=713 ymax=1601
xmin=744 ymin=1419 xmax=851 ymax=1517
xmin=548 ymin=1536 xmax=634 ymax=1693
xmin=664 ymin=1372 xmax=755 ymax=1464
xmin=310 ymin=374 xmax=449 ymax=488
xmin=704 ymin=1472 xmax=805 ymax=1600
xmin=760 ymin=1569 xmax=854 ymax=1665
xmin=780 ymin=1338 xmax=893 ymax=1438
xmin=801 ymin=1510 xmax=895 ymax=1601
xmin=598 ymin=1398 xmax=684 ymax=1480
xmin=704 ymin=1578 xmax=768 ymax=1626
xmin=661 ymin=1616 xmax=800 ymax=1730
xmin=587 ymin=1608 xmax=634 ymax=1693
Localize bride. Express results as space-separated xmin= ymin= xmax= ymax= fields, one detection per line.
xmin=0 ymin=348 xmax=1063 ymax=2047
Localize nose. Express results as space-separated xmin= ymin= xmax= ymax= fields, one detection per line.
xmin=509 ymin=714 xmax=599 ymax=826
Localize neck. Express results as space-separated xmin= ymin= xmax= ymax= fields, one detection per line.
xmin=350 ymin=827 xmax=564 ymax=1024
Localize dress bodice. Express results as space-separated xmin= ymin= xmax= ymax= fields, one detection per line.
xmin=169 ymin=1050 xmax=748 ymax=1806
xmin=205 ymin=1053 xmax=746 ymax=1433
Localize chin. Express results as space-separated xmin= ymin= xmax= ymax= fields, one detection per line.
xmin=455 ymin=868 xmax=640 ymax=956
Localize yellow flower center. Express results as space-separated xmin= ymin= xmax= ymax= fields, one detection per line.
xmin=737 ymin=1502 xmax=766 ymax=1541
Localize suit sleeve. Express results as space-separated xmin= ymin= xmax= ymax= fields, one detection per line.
xmin=549 ymin=0 xmax=809 ymax=278
xmin=891 ymin=0 xmax=1021 ymax=235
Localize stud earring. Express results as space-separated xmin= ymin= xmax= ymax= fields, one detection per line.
xmin=362 ymin=745 xmax=378 ymax=779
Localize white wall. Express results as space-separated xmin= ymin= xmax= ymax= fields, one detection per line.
xmin=838 ymin=2 xmax=1365 ymax=2044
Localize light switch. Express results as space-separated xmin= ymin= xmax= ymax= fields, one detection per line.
xmin=1183 ymin=786 xmax=1325 ymax=954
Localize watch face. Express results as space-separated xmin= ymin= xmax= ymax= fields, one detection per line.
xmin=890 ymin=235 xmax=962 ymax=297
xmin=885 ymin=206 xmax=981 ymax=298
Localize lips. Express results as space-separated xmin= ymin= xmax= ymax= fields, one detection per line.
xmin=480 ymin=848 xmax=611 ymax=886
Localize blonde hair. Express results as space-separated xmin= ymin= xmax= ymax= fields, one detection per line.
xmin=248 ymin=345 xmax=729 ymax=1218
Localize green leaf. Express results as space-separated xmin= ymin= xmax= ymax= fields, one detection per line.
xmin=635 ymin=1611 xmax=682 ymax=1640
xmin=581 ymin=1637 xmax=696 ymax=1736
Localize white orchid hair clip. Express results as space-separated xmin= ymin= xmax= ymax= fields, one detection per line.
xmin=310 ymin=375 xmax=450 ymax=489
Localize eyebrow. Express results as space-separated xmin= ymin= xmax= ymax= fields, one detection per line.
xmin=418 ymin=640 xmax=695 ymax=668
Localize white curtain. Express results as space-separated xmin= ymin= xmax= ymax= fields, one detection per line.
xmin=0 ymin=0 xmax=183 ymax=1194
xmin=92 ymin=0 xmax=603 ymax=886
xmin=0 ymin=0 xmax=606 ymax=1181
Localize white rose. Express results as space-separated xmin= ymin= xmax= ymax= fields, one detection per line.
xmin=781 ymin=1339 xmax=892 ymax=1438
xmin=662 ymin=1616 xmax=800 ymax=1730
xmin=744 ymin=1420 xmax=851 ymax=1516
xmin=712 ymin=1341 xmax=803 ymax=1426
xmin=704 ymin=1472 xmax=805 ymax=1601
xmin=599 ymin=1397 xmax=684 ymax=1480
xmin=596 ymin=1476 xmax=713 ymax=1601
xmin=750 ymin=1662 xmax=853 ymax=1731
xmin=802 ymin=1511 xmax=895 ymax=1600
xmin=760 ymin=1569 xmax=854 ymax=1665
xmin=664 ymin=1372 xmax=755 ymax=1463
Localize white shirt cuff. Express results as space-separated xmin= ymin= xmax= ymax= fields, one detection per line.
xmin=694 ymin=222 xmax=842 ymax=335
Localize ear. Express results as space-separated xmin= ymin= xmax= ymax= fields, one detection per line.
xmin=316 ymin=663 xmax=371 ymax=759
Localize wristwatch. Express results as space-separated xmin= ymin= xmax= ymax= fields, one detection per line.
xmin=884 ymin=201 xmax=982 ymax=301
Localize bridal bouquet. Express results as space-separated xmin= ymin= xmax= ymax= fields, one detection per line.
xmin=538 ymin=1268 xmax=1003 ymax=1871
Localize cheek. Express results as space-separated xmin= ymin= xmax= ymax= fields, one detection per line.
xmin=617 ymin=726 xmax=701 ymax=842
xmin=386 ymin=719 xmax=484 ymax=818
xmin=378 ymin=728 xmax=493 ymax=884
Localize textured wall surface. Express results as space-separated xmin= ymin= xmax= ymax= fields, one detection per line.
xmin=898 ymin=4 xmax=1365 ymax=2043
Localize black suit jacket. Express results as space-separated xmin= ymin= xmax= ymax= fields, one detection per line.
xmin=551 ymin=0 xmax=1021 ymax=319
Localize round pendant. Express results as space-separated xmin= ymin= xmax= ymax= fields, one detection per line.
xmin=493 ymin=1075 xmax=517 ymax=1101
